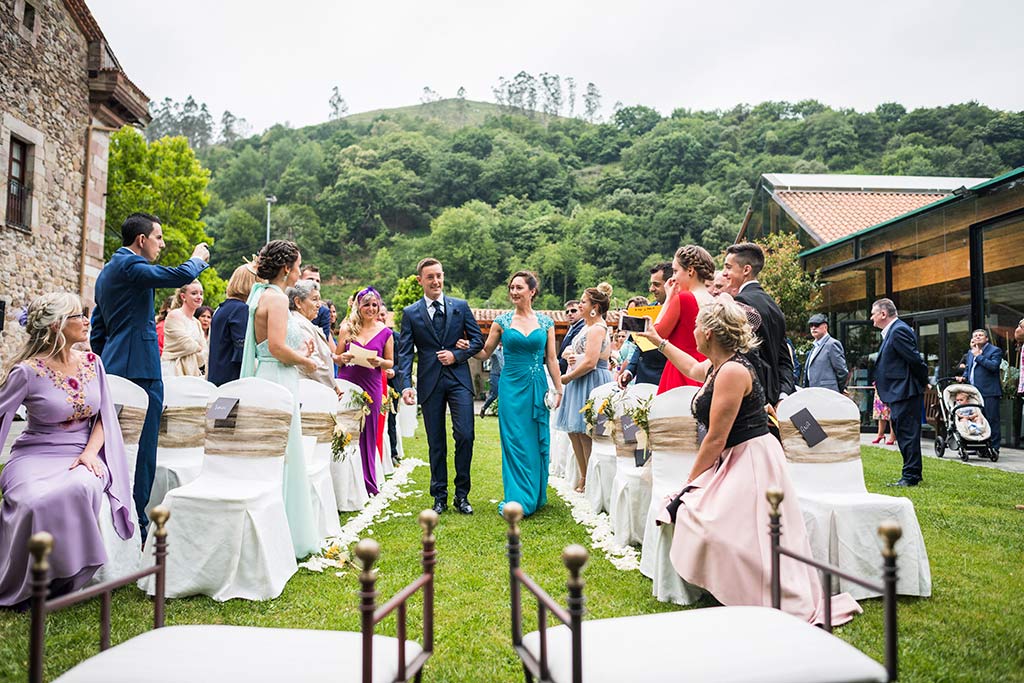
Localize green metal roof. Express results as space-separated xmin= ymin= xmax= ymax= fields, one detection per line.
xmin=798 ymin=166 xmax=1024 ymax=258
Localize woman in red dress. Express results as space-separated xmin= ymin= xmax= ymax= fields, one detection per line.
xmin=655 ymin=245 xmax=716 ymax=393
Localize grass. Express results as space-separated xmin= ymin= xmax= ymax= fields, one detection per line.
xmin=1 ymin=422 xmax=1022 ymax=682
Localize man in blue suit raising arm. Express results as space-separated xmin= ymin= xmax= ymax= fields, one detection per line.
xmin=962 ymin=328 xmax=1003 ymax=454
xmin=870 ymin=298 xmax=929 ymax=486
xmin=90 ymin=213 xmax=209 ymax=538
xmin=398 ymin=258 xmax=483 ymax=515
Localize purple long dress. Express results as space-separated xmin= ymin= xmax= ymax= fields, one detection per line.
xmin=0 ymin=353 xmax=134 ymax=606
xmin=337 ymin=328 xmax=392 ymax=496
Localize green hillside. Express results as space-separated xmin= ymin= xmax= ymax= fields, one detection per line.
xmin=342 ymin=98 xmax=565 ymax=130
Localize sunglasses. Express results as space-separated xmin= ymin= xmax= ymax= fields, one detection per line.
xmin=565 ymin=308 xmax=578 ymax=314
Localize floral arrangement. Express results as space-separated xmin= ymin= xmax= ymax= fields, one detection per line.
xmin=626 ymin=395 xmax=654 ymax=439
xmin=331 ymin=418 xmax=353 ymax=462
xmin=349 ymin=389 xmax=375 ymax=417
xmin=580 ymin=393 xmax=617 ymax=434
xmin=381 ymin=386 xmax=401 ymax=415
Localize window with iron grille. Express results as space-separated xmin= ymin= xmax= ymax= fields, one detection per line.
xmin=6 ymin=137 xmax=32 ymax=231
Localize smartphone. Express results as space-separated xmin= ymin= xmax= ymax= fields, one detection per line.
xmin=619 ymin=314 xmax=649 ymax=333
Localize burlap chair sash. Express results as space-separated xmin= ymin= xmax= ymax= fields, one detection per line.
xmin=647 ymin=416 xmax=699 ymax=453
xmin=780 ymin=419 xmax=862 ymax=464
xmin=335 ymin=408 xmax=363 ymax=436
xmin=117 ymin=406 xmax=147 ymax=446
xmin=158 ymin=406 xmax=206 ymax=449
xmin=301 ymin=411 xmax=337 ymax=443
xmin=205 ymin=406 xmax=292 ymax=457
xmin=610 ymin=422 xmax=639 ymax=458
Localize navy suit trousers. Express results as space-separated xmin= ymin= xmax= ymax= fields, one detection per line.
xmin=983 ymin=395 xmax=1001 ymax=451
xmin=420 ymin=372 xmax=474 ymax=500
xmin=131 ymin=377 xmax=163 ymax=540
xmin=889 ymin=396 xmax=923 ymax=482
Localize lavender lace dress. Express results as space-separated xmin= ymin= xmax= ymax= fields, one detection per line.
xmin=0 ymin=354 xmax=134 ymax=606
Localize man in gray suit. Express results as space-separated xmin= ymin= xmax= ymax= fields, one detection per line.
xmin=802 ymin=313 xmax=848 ymax=392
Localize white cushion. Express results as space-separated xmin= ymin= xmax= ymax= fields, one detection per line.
xmin=522 ymin=606 xmax=887 ymax=683
xmin=54 ymin=625 xmax=424 ymax=683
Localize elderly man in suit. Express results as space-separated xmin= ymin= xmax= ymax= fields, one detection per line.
xmin=962 ymin=328 xmax=1004 ymax=454
xmin=723 ymin=242 xmax=795 ymax=405
xmin=803 ymin=313 xmax=849 ymax=392
xmin=398 ymin=258 xmax=484 ymax=515
xmin=90 ymin=212 xmax=209 ymax=537
xmin=870 ymin=298 xmax=929 ymax=487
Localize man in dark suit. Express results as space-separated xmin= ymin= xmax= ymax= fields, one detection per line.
xmin=558 ymin=299 xmax=584 ymax=375
xmin=398 ymin=258 xmax=483 ymax=515
xmin=301 ymin=265 xmax=334 ymax=347
xmin=870 ymin=298 xmax=929 ymax=486
xmin=90 ymin=212 xmax=209 ymax=536
xmin=723 ymin=243 xmax=795 ymax=404
xmin=963 ymin=328 xmax=1003 ymax=454
xmin=618 ymin=262 xmax=671 ymax=387
xmin=803 ymin=313 xmax=849 ymax=392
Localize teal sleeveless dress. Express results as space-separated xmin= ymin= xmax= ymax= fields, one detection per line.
xmin=241 ymin=283 xmax=321 ymax=558
xmin=495 ymin=311 xmax=553 ymax=517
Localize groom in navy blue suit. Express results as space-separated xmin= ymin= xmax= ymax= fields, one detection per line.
xmin=90 ymin=213 xmax=209 ymax=536
xmin=398 ymin=258 xmax=483 ymax=514
xmin=871 ymin=298 xmax=929 ymax=486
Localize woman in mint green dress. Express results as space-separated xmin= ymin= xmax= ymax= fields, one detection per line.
xmin=240 ymin=240 xmax=322 ymax=558
xmin=473 ymin=271 xmax=563 ymax=516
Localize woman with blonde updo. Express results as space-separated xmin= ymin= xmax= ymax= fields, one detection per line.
xmin=555 ymin=282 xmax=614 ymax=493
xmin=653 ymin=244 xmax=716 ymax=393
xmin=0 ymin=293 xmax=135 ymax=606
xmin=160 ymin=280 xmax=207 ymax=377
xmin=639 ymin=300 xmax=860 ymax=627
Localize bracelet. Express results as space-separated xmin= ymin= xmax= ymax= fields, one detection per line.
xmin=657 ymin=339 xmax=669 ymax=352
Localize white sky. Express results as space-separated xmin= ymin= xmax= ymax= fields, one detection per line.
xmin=87 ymin=0 xmax=1024 ymax=134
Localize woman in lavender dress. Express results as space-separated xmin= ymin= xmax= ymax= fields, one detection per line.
xmin=335 ymin=288 xmax=394 ymax=496
xmin=0 ymin=293 xmax=134 ymax=607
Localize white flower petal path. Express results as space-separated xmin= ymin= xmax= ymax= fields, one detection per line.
xmin=549 ymin=475 xmax=641 ymax=571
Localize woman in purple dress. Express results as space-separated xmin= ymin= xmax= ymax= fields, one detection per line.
xmin=335 ymin=288 xmax=394 ymax=496
xmin=0 ymin=293 xmax=134 ymax=607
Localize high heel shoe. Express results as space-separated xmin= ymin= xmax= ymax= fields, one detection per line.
xmin=885 ymin=437 xmax=896 ymax=445
xmin=871 ymin=435 xmax=885 ymax=444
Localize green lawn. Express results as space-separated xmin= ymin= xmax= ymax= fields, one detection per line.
xmin=1 ymin=422 xmax=1022 ymax=682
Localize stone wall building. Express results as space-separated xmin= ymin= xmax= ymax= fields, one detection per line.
xmin=0 ymin=0 xmax=149 ymax=358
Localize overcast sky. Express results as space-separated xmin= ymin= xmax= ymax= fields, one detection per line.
xmin=88 ymin=0 xmax=1023 ymax=134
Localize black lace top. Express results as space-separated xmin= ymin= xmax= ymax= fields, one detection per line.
xmin=691 ymin=353 xmax=769 ymax=448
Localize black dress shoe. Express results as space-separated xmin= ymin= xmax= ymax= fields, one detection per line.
xmin=432 ymin=498 xmax=447 ymax=514
xmin=887 ymin=478 xmax=920 ymax=487
xmin=453 ymin=497 xmax=474 ymax=514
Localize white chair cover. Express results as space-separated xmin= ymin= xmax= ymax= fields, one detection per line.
xmin=398 ymin=400 xmax=417 ymax=438
xmin=638 ymin=385 xmax=704 ymax=605
xmin=91 ymin=375 xmax=145 ymax=585
xmin=583 ymin=382 xmax=619 ymax=514
xmin=332 ymin=379 xmax=370 ymax=512
xmin=141 ymin=377 xmax=297 ymax=601
xmin=380 ymin=425 xmax=395 ymax=476
xmin=148 ymin=376 xmax=216 ymax=516
xmin=777 ymin=388 xmax=932 ymax=598
xmin=607 ymin=383 xmax=655 ymax=546
xmin=298 ymin=380 xmax=343 ymax=539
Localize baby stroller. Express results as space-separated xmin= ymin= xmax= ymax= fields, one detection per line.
xmin=933 ymin=377 xmax=998 ymax=462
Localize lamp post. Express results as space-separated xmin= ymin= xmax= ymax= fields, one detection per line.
xmin=265 ymin=195 xmax=277 ymax=244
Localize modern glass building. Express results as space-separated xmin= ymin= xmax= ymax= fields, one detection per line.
xmin=743 ymin=169 xmax=1024 ymax=444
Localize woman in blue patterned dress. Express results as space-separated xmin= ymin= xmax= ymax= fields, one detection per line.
xmin=473 ymin=271 xmax=563 ymax=516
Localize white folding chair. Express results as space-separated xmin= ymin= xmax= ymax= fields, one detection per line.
xmin=607 ymin=383 xmax=656 ymax=546
xmin=333 ymin=378 xmax=371 ymax=511
xmin=777 ymin=388 xmax=931 ymax=598
xmin=148 ymin=376 xmax=215 ymax=517
xmin=298 ymin=380 xmax=343 ymax=539
xmin=142 ymin=377 xmax=297 ymax=601
xmin=91 ymin=376 xmax=145 ymax=585
xmin=637 ymin=385 xmax=705 ymax=604
xmin=584 ymin=382 xmax=619 ymax=514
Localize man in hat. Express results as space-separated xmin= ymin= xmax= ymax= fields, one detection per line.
xmin=802 ymin=313 xmax=848 ymax=392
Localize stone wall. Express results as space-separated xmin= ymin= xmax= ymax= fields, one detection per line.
xmin=0 ymin=0 xmax=93 ymax=359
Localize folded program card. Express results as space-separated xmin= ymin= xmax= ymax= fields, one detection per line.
xmin=349 ymin=344 xmax=379 ymax=368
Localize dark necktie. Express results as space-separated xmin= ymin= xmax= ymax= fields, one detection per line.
xmin=432 ymin=300 xmax=445 ymax=337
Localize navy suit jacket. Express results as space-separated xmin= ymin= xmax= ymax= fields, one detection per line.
xmin=90 ymin=247 xmax=208 ymax=380
xmin=873 ymin=319 xmax=929 ymax=404
xmin=397 ymin=296 xmax=483 ymax=400
xmin=558 ymin=318 xmax=585 ymax=375
xmin=965 ymin=343 xmax=1003 ymax=397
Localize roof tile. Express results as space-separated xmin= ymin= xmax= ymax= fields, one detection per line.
xmin=775 ymin=191 xmax=948 ymax=244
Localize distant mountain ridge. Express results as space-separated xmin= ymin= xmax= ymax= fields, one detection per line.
xmin=341 ymin=98 xmax=570 ymax=129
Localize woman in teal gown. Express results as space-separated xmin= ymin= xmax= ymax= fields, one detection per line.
xmin=240 ymin=240 xmax=322 ymax=558
xmin=473 ymin=271 xmax=563 ymax=516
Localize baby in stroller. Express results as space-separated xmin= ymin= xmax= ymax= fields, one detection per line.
xmin=953 ymin=391 xmax=987 ymax=436
xmin=935 ymin=380 xmax=997 ymax=462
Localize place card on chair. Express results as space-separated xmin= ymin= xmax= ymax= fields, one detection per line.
xmin=633 ymin=445 xmax=651 ymax=467
xmin=207 ymin=396 xmax=240 ymax=429
xmin=594 ymin=413 xmax=609 ymax=437
xmin=620 ymin=415 xmax=639 ymax=444
xmin=114 ymin=403 xmax=124 ymax=417
xmin=790 ymin=407 xmax=828 ymax=447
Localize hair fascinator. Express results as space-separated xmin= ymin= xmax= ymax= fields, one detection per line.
xmin=17 ymin=308 xmax=29 ymax=327
xmin=357 ymin=286 xmax=380 ymax=301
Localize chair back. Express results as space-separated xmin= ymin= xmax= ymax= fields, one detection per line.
xmin=298 ymin=379 xmax=338 ymax=443
xmin=201 ymin=377 xmax=292 ymax=480
xmin=159 ymin=376 xmax=216 ymax=451
xmin=587 ymin=382 xmax=619 ymax=443
xmin=608 ymin=383 xmax=656 ymax=459
xmin=648 ymin=386 xmax=700 ymax=493
xmin=28 ymin=508 xmax=171 ymax=683
xmin=107 ymin=375 xmax=148 ymax=478
xmin=776 ymin=389 xmax=866 ymax=494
